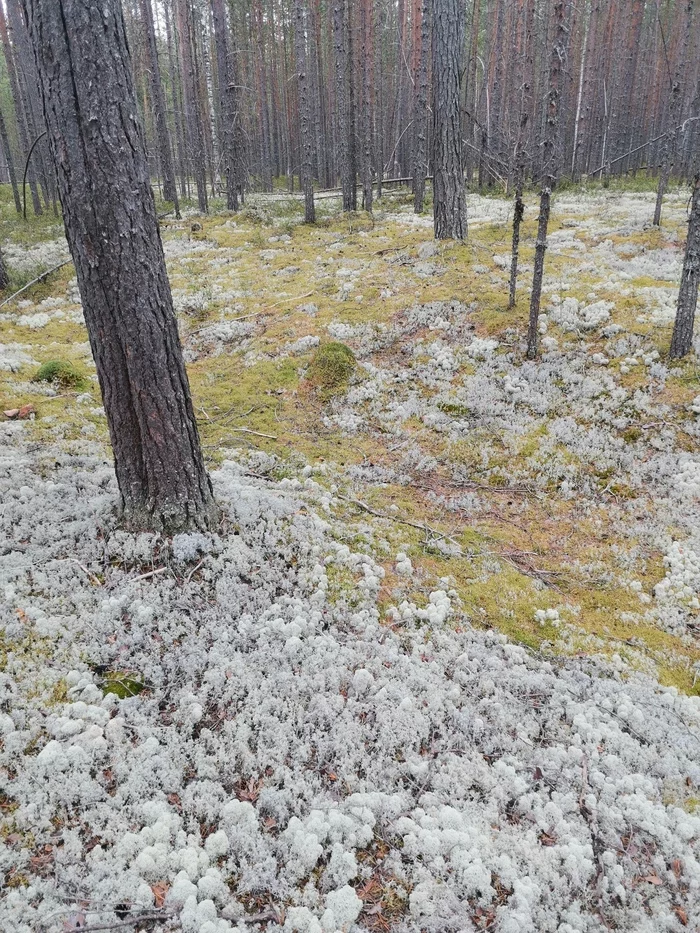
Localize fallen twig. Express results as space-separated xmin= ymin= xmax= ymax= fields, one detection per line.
xmin=131 ymin=567 xmax=167 ymax=583
xmin=0 ymin=258 xmax=72 ymax=310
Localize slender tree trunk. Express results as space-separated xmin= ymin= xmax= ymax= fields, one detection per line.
xmin=412 ymin=0 xmax=429 ymax=212
xmin=0 ymin=106 xmax=21 ymax=213
xmin=334 ymin=0 xmax=354 ymax=210
xmin=526 ymin=0 xmax=571 ymax=359
xmin=509 ymin=178 xmax=525 ymax=308
xmin=670 ymin=177 xmax=700 ymax=358
xmin=0 ymin=2 xmax=41 ymax=215
xmin=177 ymin=0 xmax=208 ymax=212
xmin=211 ymin=0 xmax=237 ymax=209
xmin=360 ymin=0 xmax=374 ymax=212
xmin=24 ymin=0 xmax=217 ymax=533
xmin=431 ymin=0 xmax=467 ymax=239
xmin=0 ymin=244 xmax=9 ymax=290
xmin=139 ymin=0 xmax=180 ymax=214
xmin=654 ymin=0 xmax=694 ymax=226
xmin=295 ymin=0 xmax=316 ymax=221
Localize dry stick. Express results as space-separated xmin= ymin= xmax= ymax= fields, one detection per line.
xmin=0 ymin=258 xmax=72 ymax=310
xmin=131 ymin=567 xmax=167 ymax=582
xmin=229 ymin=427 xmax=277 ymax=439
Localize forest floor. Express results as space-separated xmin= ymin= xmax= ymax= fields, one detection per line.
xmin=1 ymin=183 xmax=700 ymax=932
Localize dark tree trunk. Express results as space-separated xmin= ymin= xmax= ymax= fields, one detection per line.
xmin=509 ymin=179 xmax=525 ymax=309
xmin=526 ymin=0 xmax=571 ymax=359
xmin=165 ymin=0 xmax=189 ymax=200
xmin=139 ymin=0 xmax=179 ymax=214
xmin=211 ymin=0 xmax=238 ymax=210
xmin=412 ymin=0 xmax=429 ymax=213
xmin=431 ymin=0 xmax=467 ymax=239
xmin=295 ymin=0 xmax=316 ymax=222
xmin=23 ymin=0 xmax=217 ymax=533
xmin=0 ymin=244 xmax=9 ymax=290
xmin=670 ymin=177 xmax=700 ymax=358
xmin=0 ymin=106 xmax=21 ymax=213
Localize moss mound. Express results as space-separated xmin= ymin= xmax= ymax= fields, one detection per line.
xmin=33 ymin=360 xmax=87 ymax=390
xmin=306 ymin=342 xmax=356 ymax=395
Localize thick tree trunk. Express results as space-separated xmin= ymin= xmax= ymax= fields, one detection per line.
xmin=412 ymin=0 xmax=429 ymax=213
xmin=23 ymin=0 xmax=217 ymax=533
xmin=431 ymin=0 xmax=467 ymax=240
xmin=139 ymin=0 xmax=179 ymax=214
xmin=670 ymin=178 xmax=700 ymax=358
xmin=295 ymin=0 xmax=316 ymax=222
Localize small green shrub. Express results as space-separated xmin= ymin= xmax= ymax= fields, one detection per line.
xmin=307 ymin=342 xmax=356 ymax=395
xmin=33 ymin=360 xmax=87 ymax=390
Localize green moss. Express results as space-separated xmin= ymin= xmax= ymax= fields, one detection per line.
xmin=33 ymin=360 xmax=87 ymax=390
xmin=306 ymin=342 xmax=356 ymax=395
xmin=101 ymin=671 xmax=145 ymax=699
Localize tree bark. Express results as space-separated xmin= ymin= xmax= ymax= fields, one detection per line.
xmin=0 ymin=244 xmax=9 ymax=290
xmin=431 ymin=0 xmax=467 ymax=240
xmin=139 ymin=0 xmax=179 ymax=213
xmin=23 ymin=0 xmax=217 ymax=533
xmin=670 ymin=177 xmax=700 ymax=358
xmin=0 ymin=105 xmax=21 ymax=213
xmin=526 ymin=0 xmax=571 ymax=359
xmin=412 ymin=0 xmax=429 ymax=213
xmin=211 ymin=0 xmax=238 ymax=210
xmin=177 ymin=0 xmax=208 ymax=212
xmin=295 ymin=0 xmax=316 ymax=221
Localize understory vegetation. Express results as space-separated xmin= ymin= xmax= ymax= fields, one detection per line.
xmin=2 ymin=182 xmax=700 ymax=932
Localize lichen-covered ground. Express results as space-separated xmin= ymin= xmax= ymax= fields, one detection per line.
xmin=1 ymin=185 xmax=700 ymax=931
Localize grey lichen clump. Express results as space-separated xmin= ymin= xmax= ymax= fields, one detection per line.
xmin=306 ymin=342 xmax=356 ymax=396
xmin=33 ymin=359 xmax=87 ymax=390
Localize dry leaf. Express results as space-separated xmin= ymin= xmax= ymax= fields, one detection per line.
xmin=151 ymin=881 xmax=169 ymax=908
xmin=18 ymin=404 xmax=35 ymax=418
xmin=3 ymin=409 xmax=19 ymax=418
xmin=642 ymin=874 xmax=663 ymax=885
xmin=674 ymin=906 xmax=688 ymax=926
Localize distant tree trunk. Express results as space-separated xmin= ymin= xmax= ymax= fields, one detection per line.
xmin=295 ymin=0 xmax=316 ymax=222
xmin=24 ymin=0 xmax=217 ymax=533
xmin=508 ymin=0 xmax=534 ymax=308
xmin=0 ymin=245 xmax=9 ymax=289
xmin=165 ymin=0 xmax=188 ymax=200
xmin=526 ymin=0 xmax=571 ymax=359
xmin=177 ymin=0 xmax=208 ymax=212
xmin=412 ymin=0 xmax=429 ymax=213
xmin=670 ymin=177 xmax=700 ymax=358
xmin=211 ymin=0 xmax=237 ymax=210
xmin=431 ymin=0 xmax=467 ymax=239
xmin=654 ymin=0 xmax=694 ymax=226
xmin=0 ymin=2 xmax=41 ymax=215
xmin=139 ymin=0 xmax=179 ymax=214
xmin=360 ymin=0 xmax=374 ymax=212
xmin=334 ymin=0 xmax=355 ymax=210
xmin=509 ymin=178 xmax=525 ymax=308
xmin=0 ymin=107 xmax=21 ymax=213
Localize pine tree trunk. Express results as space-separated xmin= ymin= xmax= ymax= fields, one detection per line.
xmin=526 ymin=0 xmax=571 ymax=359
xmin=0 ymin=244 xmax=8 ymax=290
xmin=177 ymin=0 xmax=208 ymax=212
xmin=24 ymin=0 xmax=217 ymax=533
xmin=295 ymin=0 xmax=316 ymax=222
xmin=670 ymin=177 xmax=700 ymax=358
xmin=412 ymin=0 xmax=429 ymax=213
xmin=139 ymin=0 xmax=179 ymax=214
xmin=0 ymin=106 xmax=21 ymax=213
xmin=360 ymin=0 xmax=374 ymax=212
xmin=211 ymin=0 xmax=238 ymax=210
xmin=165 ymin=0 xmax=189 ymax=200
xmin=0 ymin=3 xmax=41 ymax=215
xmin=333 ymin=0 xmax=353 ymax=211
xmin=509 ymin=177 xmax=525 ymax=309
xmin=431 ymin=0 xmax=467 ymax=240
